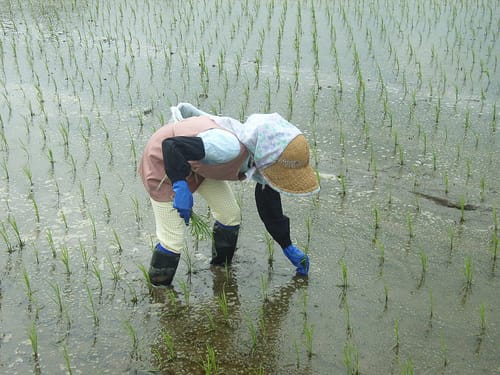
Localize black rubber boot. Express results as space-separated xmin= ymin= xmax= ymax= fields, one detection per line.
xmin=210 ymin=221 xmax=239 ymax=266
xmin=148 ymin=244 xmax=180 ymax=286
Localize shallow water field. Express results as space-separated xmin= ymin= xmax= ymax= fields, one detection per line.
xmin=1 ymin=0 xmax=499 ymax=374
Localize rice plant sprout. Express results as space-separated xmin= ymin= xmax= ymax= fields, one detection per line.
xmin=123 ymin=320 xmax=138 ymax=357
xmin=85 ymin=283 xmax=99 ymax=326
xmin=490 ymin=231 xmax=498 ymax=263
xmin=218 ymin=286 xmax=230 ymax=322
xmin=203 ymin=344 xmax=218 ymax=374
xmin=339 ymin=259 xmax=348 ymax=290
xmin=464 ymin=255 xmax=473 ymax=290
xmin=28 ymin=321 xmax=39 ymax=359
xmin=343 ymin=340 xmax=359 ymax=375
xmin=163 ymin=331 xmax=176 ymax=361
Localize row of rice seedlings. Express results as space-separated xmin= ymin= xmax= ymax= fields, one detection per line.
xmin=1 ymin=0 xmax=496 ymax=374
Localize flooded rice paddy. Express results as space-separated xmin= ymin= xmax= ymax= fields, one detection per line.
xmin=1 ymin=0 xmax=499 ymax=374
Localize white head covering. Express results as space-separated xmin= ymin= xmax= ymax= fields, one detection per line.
xmin=171 ymin=103 xmax=301 ymax=169
xmin=171 ymin=103 xmax=318 ymax=195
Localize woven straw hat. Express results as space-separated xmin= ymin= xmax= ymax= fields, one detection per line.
xmin=262 ymin=135 xmax=320 ymax=195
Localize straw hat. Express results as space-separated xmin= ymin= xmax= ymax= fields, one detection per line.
xmin=262 ymin=135 xmax=320 ymax=195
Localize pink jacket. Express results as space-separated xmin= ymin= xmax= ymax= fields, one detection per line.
xmin=139 ymin=116 xmax=249 ymax=202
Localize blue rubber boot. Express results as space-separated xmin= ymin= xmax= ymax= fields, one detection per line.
xmin=283 ymin=245 xmax=310 ymax=276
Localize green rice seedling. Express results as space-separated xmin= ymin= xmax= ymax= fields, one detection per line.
xmin=0 ymin=158 xmax=8 ymax=181
xmin=111 ymin=228 xmax=123 ymax=253
xmin=28 ymin=194 xmax=40 ymax=223
xmin=204 ymin=308 xmax=216 ymax=333
xmin=23 ymin=268 xmax=35 ymax=304
xmin=167 ymin=290 xmax=179 ymax=315
xmin=7 ymin=216 xmax=24 ymax=248
xmin=304 ymin=323 xmax=314 ymax=359
xmin=466 ymin=159 xmax=471 ymax=180
xmin=94 ymin=162 xmax=102 ymax=187
xmin=88 ymin=212 xmax=97 ymax=240
xmin=479 ymin=303 xmax=486 ymax=334
xmin=91 ymin=260 xmax=103 ymax=291
xmin=58 ymin=122 xmax=69 ymax=148
xmin=339 ymin=259 xmax=348 ymax=289
xmin=375 ymin=239 xmax=385 ymax=267
xmin=190 ymin=211 xmax=212 ymax=242
xmin=78 ymin=181 xmax=86 ymax=205
xmin=123 ymin=319 xmax=138 ymax=356
xmin=60 ymin=210 xmax=68 ymax=231
xmin=407 ymin=212 xmax=414 ymax=239
xmin=464 ymin=255 xmax=473 ymax=289
xmin=435 ymin=98 xmax=441 ymax=124
xmin=138 ymin=263 xmax=152 ymax=289
xmin=60 ymin=245 xmax=71 ymax=275
xmin=203 ymin=344 xmax=218 ymax=374
xmin=218 ymin=286 xmax=229 ymax=321
xmin=429 ymin=287 xmax=434 ymax=321
xmin=444 ymin=172 xmax=449 ymax=194
xmin=264 ymin=231 xmax=274 ymax=266
xmin=107 ymin=252 xmax=122 ymax=281
xmin=418 ymin=251 xmax=427 ymax=288
xmin=490 ymin=231 xmax=498 ymax=262
xmin=179 ymin=279 xmax=191 ymax=305
xmin=62 ymin=345 xmax=72 ymax=375
xmin=246 ymin=317 xmax=258 ymax=352
xmin=102 ymin=191 xmax=111 ymax=219
xmin=393 ymin=318 xmax=400 ymax=353
xmin=163 ymin=331 xmax=176 ymax=360
xmin=28 ymin=321 xmax=38 ymax=358
xmin=48 ymin=281 xmax=64 ymax=316
xmin=491 ymin=103 xmax=497 ymax=132
xmin=401 ymin=358 xmax=414 ymax=375
xmin=85 ymin=283 xmax=99 ymax=326
xmin=343 ymin=340 xmax=359 ymax=375
xmin=304 ymin=215 xmax=312 ymax=253
xmin=46 ymin=229 xmax=56 ymax=258
xmin=302 ymin=288 xmax=307 ymax=319
xmin=263 ymin=78 xmax=271 ymax=113
xmin=459 ymin=196 xmax=466 ymax=223
xmin=260 ymin=274 xmax=268 ymax=302
xmin=67 ymin=155 xmax=77 ymax=179
xmin=130 ymin=195 xmax=141 ymax=227
xmin=287 ymin=83 xmax=294 ymax=119
xmin=373 ymin=206 xmax=380 ymax=230
xmin=480 ymin=176 xmax=486 ymax=201
xmin=398 ymin=145 xmax=405 ymax=166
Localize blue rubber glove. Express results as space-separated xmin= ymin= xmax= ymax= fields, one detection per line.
xmin=172 ymin=180 xmax=193 ymax=225
xmin=283 ymin=245 xmax=310 ymax=276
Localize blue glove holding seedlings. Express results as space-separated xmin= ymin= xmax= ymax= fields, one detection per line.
xmin=283 ymin=244 xmax=310 ymax=276
xmin=172 ymin=180 xmax=193 ymax=225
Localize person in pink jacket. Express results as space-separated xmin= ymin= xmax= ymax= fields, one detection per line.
xmin=139 ymin=103 xmax=319 ymax=286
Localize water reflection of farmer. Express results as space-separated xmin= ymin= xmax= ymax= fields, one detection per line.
xmin=139 ymin=103 xmax=320 ymax=286
xmin=152 ymin=269 xmax=308 ymax=373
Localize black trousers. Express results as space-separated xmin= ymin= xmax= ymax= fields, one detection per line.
xmin=254 ymin=183 xmax=291 ymax=249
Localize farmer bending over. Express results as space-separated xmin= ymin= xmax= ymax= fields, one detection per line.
xmin=138 ymin=103 xmax=320 ymax=286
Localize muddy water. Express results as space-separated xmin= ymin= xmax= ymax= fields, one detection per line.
xmin=1 ymin=0 xmax=499 ymax=374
